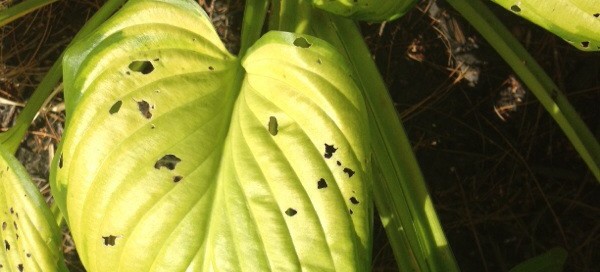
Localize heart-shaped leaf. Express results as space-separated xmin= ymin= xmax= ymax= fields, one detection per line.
xmin=52 ymin=0 xmax=371 ymax=271
xmin=0 ymin=146 xmax=66 ymax=271
xmin=491 ymin=0 xmax=600 ymax=51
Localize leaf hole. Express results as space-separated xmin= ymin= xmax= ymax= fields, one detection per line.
xmin=1 ymin=222 xmax=5 ymax=230
xmin=59 ymin=153 xmax=63 ymax=168
xmin=324 ymin=144 xmax=337 ymax=159
xmin=350 ymin=197 xmax=360 ymax=205
xmin=581 ymin=41 xmax=590 ymax=48
xmin=336 ymin=161 xmax=341 ymax=166
xmin=208 ymin=66 xmax=214 ymax=71
xmin=510 ymin=4 xmax=521 ymax=12
xmin=102 ymin=235 xmax=118 ymax=246
xmin=293 ymin=37 xmax=312 ymax=48
xmin=9 ymin=208 xmax=13 ymax=214
xmin=12 ymin=222 xmax=17 ymax=231
xmin=137 ymin=100 xmax=153 ymax=119
xmin=317 ymin=178 xmax=328 ymax=189
xmin=349 ymin=209 xmax=354 ymax=215
xmin=26 ymin=253 xmax=31 ymax=258
xmin=17 ymin=264 xmax=23 ymax=272
xmin=4 ymin=240 xmax=9 ymax=250
xmin=343 ymin=167 xmax=355 ymax=177
xmin=317 ymin=59 xmax=322 ymax=64
xmin=154 ymin=155 xmax=181 ymax=170
xmin=268 ymin=116 xmax=278 ymax=136
xmin=173 ymin=176 xmax=183 ymax=183
xmin=128 ymin=60 xmax=154 ymax=74
xmin=594 ymin=13 xmax=600 ymax=17
xmin=109 ymin=100 xmax=123 ymax=114
xmin=285 ymin=208 xmax=297 ymax=216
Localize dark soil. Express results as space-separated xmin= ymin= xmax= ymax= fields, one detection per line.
xmin=1 ymin=0 xmax=598 ymax=271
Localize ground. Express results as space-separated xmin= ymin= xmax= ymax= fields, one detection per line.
xmin=0 ymin=0 xmax=598 ymax=271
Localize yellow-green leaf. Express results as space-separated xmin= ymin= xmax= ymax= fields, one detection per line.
xmin=0 ymin=146 xmax=66 ymax=271
xmin=492 ymin=0 xmax=600 ymax=51
xmin=52 ymin=0 xmax=371 ymax=271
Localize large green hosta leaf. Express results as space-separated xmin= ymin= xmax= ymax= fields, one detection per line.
xmin=51 ymin=0 xmax=371 ymax=271
xmin=0 ymin=146 xmax=66 ymax=271
xmin=491 ymin=0 xmax=600 ymax=51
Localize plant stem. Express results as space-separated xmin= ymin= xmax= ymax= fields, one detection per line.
xmin=0 ymin=0 xmax=58 ymax=27
xmin=0 ymin=0 xmax=127 ymax=153
xmin=239 ymin=0 xmax=269 ymax=56
xmin=269 ymin=0 xmax=313 ymax=33
xmin=446 ymin=0 xmax=600 ymax=182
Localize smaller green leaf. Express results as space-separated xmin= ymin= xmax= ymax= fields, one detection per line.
xmin=509 ymin=247 xmax=567 ymax=272
xmin=312 ymin=0 xmax=417 ymax=22
xmin=0 ymin=0 xmax=58 ymax=28
xmin=0 ymin=146 xmax=66 ymax=271
xmin=492 ymin=0 xmax=600 ymax=51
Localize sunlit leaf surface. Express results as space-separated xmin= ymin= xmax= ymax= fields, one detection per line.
xmin=492 ymin=0 xmax=600 ymax=51
xmin=0 ymin=146 xmax=66 ymax=271
xmin=52 ymin=0 xmax=371 ymax=271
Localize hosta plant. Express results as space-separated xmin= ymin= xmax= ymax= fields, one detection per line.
xmin=53 ymin=0 xmax=372 ymax=269
xmin=0 ymin=0 xmax=598 ymax=271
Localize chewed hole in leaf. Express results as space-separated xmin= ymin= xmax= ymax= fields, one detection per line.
xmin=2 ymin=222 xmax=6 ymax=230
xmin=208 ymin=66 xmax=214 ymax=71
xmin=268 ymin=116 xmax=278 ymax=136
xmin=173 ymin=176 xmax=183 ymax=183
xmin=128 ymin=60 xmax=154 ymax=74
xmin=594 ymin=13 xmax=600 ymax=17
xmin=324 ymin=144 xmax=337 ymax=159
xmin=343 ymin=167 xmax=355 ymax=177
xmin=285 ymin=208 xmax=297 ymax=216
xmin=317 ymin=178 xmax=328 ymax=189
xmin=17 ymin=264 xmax=23 ymax=272
xmin=350 ymin=197 xmax=360 ymax=205
xmin=349 ymin=209 xmax=354 ymax=215
xmin=59 ymin=153 xmax=63 ymax=168
xmin=510 ymin=4 xmax=521 ymax=12
xmin=336 ymin=161 xmax=342 ymax=166
xmin=9 ymin=207 xmax=13 ymax=214
xmin=109 ymin=100 xmax=123 ymax=114
xmin=581 ymin=41 xmax=590 ymax=48
xmin=4 ymin=240 xmax=9 ymax=250
xmin=102 ymin=235 xmax=118 ymax=246
xmin=293 ymin=37 xmax=311 ymax=48
xmin=154 ymin=155 xmax=181 ymax=170
xmin=137 ymin=100 xmax=153 ymax=119
xmin=13 ymin=222 xmax=17 ymax=230
xmin=26 ymin=253 xmax=31 ymax=258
